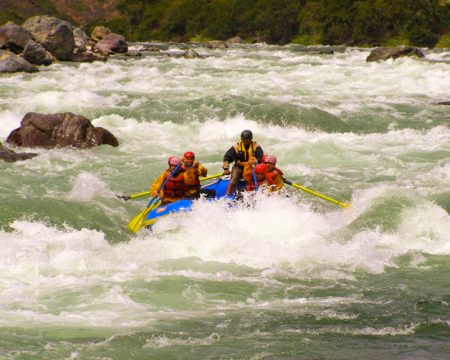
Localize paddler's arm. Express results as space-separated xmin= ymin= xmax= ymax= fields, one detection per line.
xmin=255 ymin=146 xmax=264 ymax=163
xmin=198 ymin=162 xmax=208 ymax=177
xmin=149 ymin=172 xmax=167 ymax=197
xmin=223 ymin=146 xmax=237 ymax=175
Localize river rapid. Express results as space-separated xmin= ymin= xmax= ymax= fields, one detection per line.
xmin=1 ymin=44 xmax=449 ymax=359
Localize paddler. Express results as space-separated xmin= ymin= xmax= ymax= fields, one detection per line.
xmin=181 ymin=151 xmax=214 ymax=199
xmin=244 ymin=163 xmax=274 ymax=191
xmin=262 ymin=154 xmax=284 ymax=191
xmin=149 ymin=156 xmax=185 ymax=204
xmin=222 ymin=129 xmax=264 ymax=195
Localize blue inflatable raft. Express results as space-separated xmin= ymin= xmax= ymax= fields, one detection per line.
xmin=144 ymin=176 xmax=245 ymax=227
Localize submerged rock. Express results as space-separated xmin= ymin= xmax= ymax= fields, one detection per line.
xmin=0 ymin=141 xmax=37 ymax=162
xmin=6 ymin=112 xmax=119 ymax=148
xmin=366 ymin=46 xmax=425 ymax=62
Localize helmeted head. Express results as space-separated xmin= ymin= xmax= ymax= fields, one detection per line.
xmin=168 ymin=156 xmax=180 ymax=168
xmin=262 ymin=154 xmax=277 ymax=171
xmin=183 ymin=151 xmax=195 ymax=160
xmin=183 ymin=151 xmax=195 ymax=167
xmin=240 ymin=129 xmax=253 ymax=146
xmin=254 ymin=163 xmax=268 ymax=174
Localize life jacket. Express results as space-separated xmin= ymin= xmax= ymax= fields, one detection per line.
xmin=183 ymin=166 xmax=201 ymax=195
xmin=163 ymin=170 xmax=185 ymax=199
xmin=266 ymin=167 xmax=283 ymax=183
xmin=233 ymin=141 xmax=258 ymax=166
xmin=245 ymin=177 xmax=274 ymax=192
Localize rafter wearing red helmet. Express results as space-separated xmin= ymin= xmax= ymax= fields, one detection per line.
xmin=181 ymin=151 xmax=209 ymax=198
xmin=149 ymin=156 xmax=185 ymax=204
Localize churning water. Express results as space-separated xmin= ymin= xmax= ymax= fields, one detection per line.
xmin=1 ymin=44 xmax=449 ymax=359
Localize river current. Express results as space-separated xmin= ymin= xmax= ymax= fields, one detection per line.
xmin=1 ymin=44 xmax=449 ymax=359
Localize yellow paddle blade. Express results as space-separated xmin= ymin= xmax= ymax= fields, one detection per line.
xmin=127 ymin=200 xmax=162 ymax=233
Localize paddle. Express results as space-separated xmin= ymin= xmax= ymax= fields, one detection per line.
xmin=127 ymin=163 xmax=182 ymax=233
xmin=283 ymin=178 xmax=350 ymax=209
xmin=118 ymin=173 xmax=223 ymax=201
xmin=252 ymin=166 xmax=259 ymax=191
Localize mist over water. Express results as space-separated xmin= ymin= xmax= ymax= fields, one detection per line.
xmin=1 ymin=45 xmax=450 ymax=359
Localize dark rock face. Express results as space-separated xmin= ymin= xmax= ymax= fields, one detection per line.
xmin=94 ymin=34 xmax=128 ymax=54
xmin=6 ymin=112 xmax=119 ymax=148
xmin=0 ymin=22 xmax=33 ymax=53
xmin=22 ymin=15 xmax=75 ymax=61
xmin=366 ymin=47 xmax=425 ymax=62
xmin=436 ymin=101 xmax=450 ymax=105
xmin=22 ymin=40 xmax=53 ymax=66
xmin=0 ymin=50 xmax=38 ymax=73
xmin=0 ymin=141 xmax=37 ymax=162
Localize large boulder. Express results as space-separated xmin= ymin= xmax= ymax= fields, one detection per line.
xmin=94 ymin=33 xmax=128 ymax=54
xmin=22 ymin=40 xmax=53 ymax=66
xmin=366 ymin=46 xmax=425 ymax=62
xmin=6 ymin=112 xmax=119 ymax=148
xmin=0 ymin=141 xmax=37 ymax=162
xmin=22 ymin=15 xmax=74 ymax=61
xmin=0 ymin=50 xmax=38 ymax=73
xmin=0 ymin=22 xmax=33 ymax=53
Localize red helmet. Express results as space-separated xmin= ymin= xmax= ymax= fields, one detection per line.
xmin=262 ymin=154 xmax=277 ymax=165
xmin=168 ymin=156 xmax=180 ymax=166
xmin=183 ymin=151 xmax=195 ymax=159
xmin=254 ymin=163 xmax=268 ymax=174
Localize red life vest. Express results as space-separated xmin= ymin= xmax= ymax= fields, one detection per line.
xmin=245 ymin=178 xmax=274 ymax=192
xmin=164 ymin=170 xmax=185 ymax=198
xmin=266 ymin=168 xmax=283 ymax=183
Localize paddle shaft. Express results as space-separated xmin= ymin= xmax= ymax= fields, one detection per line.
xmin=283 ymin=178 xmax=350 ymax=208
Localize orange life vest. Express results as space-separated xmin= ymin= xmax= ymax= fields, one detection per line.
xmin=164 ymin=170 xmax=185 ymax=198
xmin=245 ymin=177 xmax=274 ymax=192
xmin=266 ymin=168 xmax=283 ymax=183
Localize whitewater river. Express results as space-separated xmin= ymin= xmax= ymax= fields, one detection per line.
xmin=1 ymin=44 xmax=449 ymax=359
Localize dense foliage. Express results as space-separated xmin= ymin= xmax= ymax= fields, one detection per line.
xmin=2 ymin=0 xmax=449 ymax=47
xmin=99 ymin=0 xmax=449 ymax=47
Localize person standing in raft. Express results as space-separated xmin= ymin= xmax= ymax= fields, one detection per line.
xmin=150 ymin=156 xmax=185 ymax=204
xmin=262 ymin=154 xmax=284 ymax=191
xmin=244 ymin=163 xmax=274 ymax=191
xmin=222 ymin=129 xmax=264 ymax=195
xmin=181 ymin=151 xmax=214 ymax=199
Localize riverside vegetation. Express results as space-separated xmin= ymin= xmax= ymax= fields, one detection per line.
xmin=1 ymin=0 xmax=449 ymax=48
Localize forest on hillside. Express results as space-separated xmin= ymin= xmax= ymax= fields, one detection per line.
xmin=2 ymin=0 xmax=450 ymax=47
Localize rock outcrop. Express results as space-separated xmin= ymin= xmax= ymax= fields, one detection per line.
xmin=94 ymin=33 xmax=128 ymax=54
xmin=0 ymin=50 xmax=37 ymax=73
xmin=6 ymin=112 xmax=119 ymax=148
xmin=0 ymin=141 xmax=37 ymax=162
xmin=22 ymin=15 xmax=75 ymax=61
xmin=0 ymin=21 xmax=33 ymax=53
xmin=366 ymin=46 xmax=425 ymax=62
xmin=22 ymin=40 xmax=53 ymax=66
